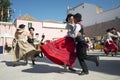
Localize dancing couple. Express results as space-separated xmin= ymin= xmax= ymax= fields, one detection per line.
xmin=41 ymin=13 xmax=99 ymax=75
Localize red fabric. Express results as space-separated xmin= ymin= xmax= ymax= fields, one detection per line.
xmin=103 ymin=40 xmax=118 ymax=54
xmin=40 ymin=37 xmax=77 ymax=66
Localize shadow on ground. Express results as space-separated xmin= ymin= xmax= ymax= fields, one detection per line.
xmin=22 ymin=64 xmax=68 ymax=74
xmin=1 ymin=54 xmax=120 ymax=76
xmin=21 ymin=56 xmax=120 ymax=76
xmin=74 ymin=57 xmax=120 ymax=76
xmin=1 ymin=61 xmax=27 ymax=66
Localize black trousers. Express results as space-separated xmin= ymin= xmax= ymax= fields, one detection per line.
xmin=76 ymin=42 xmax=97 ymax=72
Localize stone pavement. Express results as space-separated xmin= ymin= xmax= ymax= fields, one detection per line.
xmin=0 ymin=50 xmax=120 ymax=80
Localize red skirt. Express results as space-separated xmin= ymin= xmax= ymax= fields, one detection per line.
xmin=40 ymin=37 xmax=77 ymax=66
xmin=104 ymin=41 xmax=118 ymax=54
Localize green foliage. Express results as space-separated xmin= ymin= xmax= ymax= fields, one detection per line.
xmin=0 ymin=0 xmax=13 ymax=22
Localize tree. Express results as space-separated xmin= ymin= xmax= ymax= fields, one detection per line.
xmin=0 ymin=0 xmax=13 ymax=22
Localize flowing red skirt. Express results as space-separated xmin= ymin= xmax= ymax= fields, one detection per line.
xmin=40 ymin=37 xmax=77 ymax=66
xmin=103 ymin=41 xmax=118 ymax=54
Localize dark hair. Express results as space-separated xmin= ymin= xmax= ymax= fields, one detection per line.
xmin=74 ymin=13 xmax=82 ymax=22
xmin=66 ymin=13 xmax=74 ymax=22
xmin=19 ymin=24 xmax=25 ymax=29
xmin=29 ymin=27 xmax=35 ymax=31
xmin=42 ymin=34 xmax=45 ymax=38
xmin=111 ymin=27 xmax=116 ymax=30
xmin=106 ymin=29 xmax=111 ymax=32
xmin=35 ymin=33 xmax=39 ymax=35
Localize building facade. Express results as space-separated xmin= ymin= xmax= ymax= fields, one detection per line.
xmin=0 ymin=22 xmax=16 ymax=46
xmin=15 ymin=14 xmax=67 ymax=40
xmin=0 ymin=14 xmax=67 ymax=53
xmin=67 ymin=3 xmax=120 ymax=27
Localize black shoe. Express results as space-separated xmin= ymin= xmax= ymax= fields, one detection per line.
xmin=25 ymin=60 xmax=28 ymax=65
xmin=68 ymin=67 xmax=76 ymax=72
xmin=63 ymin=64 xmax=67 ymax=70
xmin=106 ymin=54 xmax=108 ymax=56
xmin=96 ymin=56 xmax=99 ymax=67
xmin=93 ymin=56 xmax=99 ymax=67
xmin=38 ymin=55 xmax=43 ymax=58
xmin=32 ymin=60 xmax=35 ymax=65
xmin=111 ymin=54 xmax=114 ymax=56
xmin=79 ymin=71 xmax=89 ymax=75
xmin=13 ymin=64 xmax=16 ymax=67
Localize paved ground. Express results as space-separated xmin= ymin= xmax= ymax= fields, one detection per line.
xmin=0 ymin=50 xmax=120 ymax=80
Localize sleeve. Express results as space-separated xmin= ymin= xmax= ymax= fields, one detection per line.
xmin=74 ymin=24 xmax=81 ymax=37
xmin=14 ymin=32 xmax=17 ymax=39
xmin=65 ymin=24 xmax=69 ymax=29
xmin=109 ymin=32 xmax=118 ymax=37
xmin=117 ymin=32 xmax=120 ymax=36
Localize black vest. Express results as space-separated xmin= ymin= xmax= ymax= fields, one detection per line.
xmin=75 ymin=24 xmax=86 ymax=43
xmin=79 ymin=25 xmax=84 ymax=35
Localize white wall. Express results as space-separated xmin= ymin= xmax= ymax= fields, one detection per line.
xmin=42 ymin=22 xmax=67 ymax=40
xmin=95 ymin=7 xmax=120 ymax=24
xmin=16 ymin=20 xmax=67 ymax=41
xmin=67 ymin=3 xmax=120 ymax=27
xmin=43 ymin=22 xmax=66 ymax=29
xmin=68 ymin=3 xmax=97 ymax=26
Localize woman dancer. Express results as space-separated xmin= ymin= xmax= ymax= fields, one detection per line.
xmin=13 ymin=24 xmax=37 ymax=66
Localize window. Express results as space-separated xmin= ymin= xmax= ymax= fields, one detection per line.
xmin=82 ymin=6 xmax=84 ymax=8
xmin=28 ymin=23 xmax=32 ymax=29
xmin=60 ymin=29 xmax=63 ymax=32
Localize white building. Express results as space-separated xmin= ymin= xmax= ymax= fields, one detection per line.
xmin=0 ymin=14 xmax=67 ymax=48
xmin=0 ymin=14 xmax=68 ymax=53
xmin=67 ymin=3 xmax=120 ymax=27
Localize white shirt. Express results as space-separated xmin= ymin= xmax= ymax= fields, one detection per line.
xmin=66 ymin=23 xmax=75 ymax=38
xmin=117 ymin=32 xmax=120 ymax=36
xmin=74 ymin=23 xmax=81 ymax=37
xmin=66 ymin=23 xmax=81 ymax=38
xmin=104 ymin=32 xmax=118 ymax=43
xmin=34 ymin=37 xmax=40 ymax=45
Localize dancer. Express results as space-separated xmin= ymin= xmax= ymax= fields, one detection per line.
xmin=103 ymin=28 xmax=118 ymax=56
xmin=40 ymin=15 xmax=76 ymax=70
xmin=64 ymin=13 xmax=77 ymax=71
xmin=27 ymin=27 xmax=35 ymax=46
xmin=13 ymin=24 xmax=37 ymax=66
xmin=39 ymin=33 xmax=46 ymax=57
xmin=74 ymin=13 xmax=99 ymax=75
xmin=111 ymin=27 xmax=120 ymax=51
